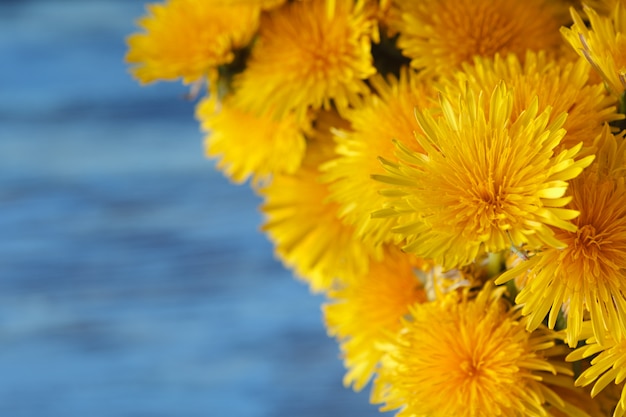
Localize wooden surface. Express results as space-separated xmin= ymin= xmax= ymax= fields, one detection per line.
xmin=0 ymin=2 xmax=384 ymax=415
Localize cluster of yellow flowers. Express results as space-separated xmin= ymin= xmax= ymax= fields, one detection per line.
xmin=127 ymin=0 xmax=626 ymax=415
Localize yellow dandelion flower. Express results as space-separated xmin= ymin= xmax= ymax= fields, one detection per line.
xmin=376 ymin=82 xmax=594 ymax=270
xmin=259 ymin=111 xmax=375 ymax=292
xmin=561 ymin=3 xmax=626 ymax=97
xmin=372 ymin=282 xmax=583 ymax=417
xmin=196 ymin=95 xmax=308 ymax=185
xmin=323 ymin=246 xmax=427 ymax=391
xmin=126 ymin=0 xmax=259 ymax=85
xmin=497 ymin=126 xmax=626 ymax=347
xmin=447 ymin=51 xmax=621 ymax=152
xmin=232 ymin=0 xmax=376 ymax=121
xmin=567 ymin=333 xmax=626 ymax=417
xmin=321 ymin=68 xmax=435 ymax=251
xmin=388 ymin=0 xmax=568 ymax=78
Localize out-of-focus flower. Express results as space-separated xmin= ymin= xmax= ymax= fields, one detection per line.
xmin=259 ymin=111 xmax=376 ymax=292
xmin=324 ymin=246 xmax=427 ymax=391
xmin=562 ymin=3 xmax=626 ymax=98
xmin=388 ymin=0 xmax=568 ymax=78
xmin=126 ymin=0 xmax=260 ymax=85
xmin=232 ymin=0 xmax=376 ymax=122
xmin=196 ymin=95 xmax=308 ymax=185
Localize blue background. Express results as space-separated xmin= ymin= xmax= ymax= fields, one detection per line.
xmin=0 ymin=1 xmax=384 ymax=415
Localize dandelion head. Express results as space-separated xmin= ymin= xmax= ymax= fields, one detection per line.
xmin=377 ymin=82 xmax=594 ymax=269
xmin=498 ymin=127 xmax=626 ymax=347
xmin=260 ymin=111 xmax=375 ymax=292
xmin=126 ymin=0 xmax=260 ymax=84
xmin=373 ymin=282 xmax=579 ymax=417
xmin=389 ymin=0 xmax=568 ymax=78
xmin=448 ymin=51 xmax=622 ymax=152
xmin=323 ymin=246 xmax=427 ymax=391
xmin=233 ymin=0 xmax=376 ymax=121
xmin=196 ymin=95 xmax=308 ymax=185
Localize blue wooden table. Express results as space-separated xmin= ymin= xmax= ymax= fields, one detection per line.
xmin=0 ymin=2 xmax=384 ymax=415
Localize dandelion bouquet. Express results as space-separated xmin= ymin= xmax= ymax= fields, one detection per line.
xmin=127 ymin=0 xmax=626 ymax=415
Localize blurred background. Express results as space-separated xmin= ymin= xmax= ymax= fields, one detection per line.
xmin=0 ymin=1 xmax=383 ymax=415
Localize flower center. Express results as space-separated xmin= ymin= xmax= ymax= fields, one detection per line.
xmin=460 ymin=358 xmax=483 ymax=377
xmin=467 ymin=177 xmax=510 ymax=234
xmin=574 ymin=224 xmax=602 ymax=260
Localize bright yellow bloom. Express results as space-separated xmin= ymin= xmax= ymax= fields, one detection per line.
xmin=321 ymin=68 xmax=435 ymax=252
xmin=196 ymin=95 xmax=308 ymax=185
xmin=388 ymin=0 xmax=568 ymax=78
xmin=447 ymin=51 xmax=621 ymax=152
xmin=497 ymin=127 xmax=626 ymax=347
xmin=567 ymin=332 xmax=626 ymax=417
xmin=372 ymin=282 xmax=582 ymax=417
xmin=126 ymin=0 xmax=259 ymax=84
xmin=259 ymin=111 xmax=376 ymax=292
xmin=562 ymin=3 xmax=626 ymax=97
xmin=232 ymin=0 xmax=376 ymax=121
xmin=376 ymin=82 xmax=594 ymax=270
xmin=323 ymin=246 xmax=427 ymax=391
